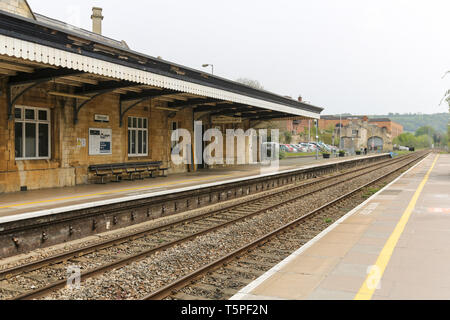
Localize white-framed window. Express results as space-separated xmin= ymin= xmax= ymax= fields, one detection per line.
xmin=128 ymin=116 xmax=148 ymax=157
xmin=14 ymin=106 xmax=51 ymax=160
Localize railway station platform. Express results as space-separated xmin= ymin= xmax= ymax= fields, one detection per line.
xmin=0 ymin=154 xmax=380 ymax=220
xmin=231 ymin=153 xmax=450 ymax=300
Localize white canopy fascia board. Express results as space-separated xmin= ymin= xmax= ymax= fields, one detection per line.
xmin=0 ymin=35 xmax=320 ymax=119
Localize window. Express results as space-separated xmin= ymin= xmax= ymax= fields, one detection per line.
xmin=128 ymin=116 xmax=148 ymax=157
xmin=14 ymin=106 xmax=51 ymax=160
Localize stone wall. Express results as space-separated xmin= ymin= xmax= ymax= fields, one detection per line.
xmin=339 ymin=120 xmax=393 ymax=152
xmin=369 ymin=120 xmax=404 ymax=139
xmin=0 ymin=81 xmax=194 ymax=193
xmin=0 ymin=0 xmax=34 ymax=19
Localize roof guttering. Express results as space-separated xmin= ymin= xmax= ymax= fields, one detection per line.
xmin=0 ymin=10 xmax=323 ymax=118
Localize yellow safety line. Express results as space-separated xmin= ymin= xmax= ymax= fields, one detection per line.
xmin=0 ymin=174 xmax=233 ymax=210
xmin=354 ymin=154 xmax=439 ymax=300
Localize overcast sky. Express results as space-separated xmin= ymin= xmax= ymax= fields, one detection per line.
xmin=28 ymin=0 xmax=450 ymax=115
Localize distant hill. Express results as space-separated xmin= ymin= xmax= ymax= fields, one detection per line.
xmin=370 ymin=113 xmax=449 ymax=133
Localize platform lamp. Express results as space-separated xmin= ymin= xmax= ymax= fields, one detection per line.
xmin=202 ymin=64 xmax=214 ymax=75
xmin=315 ymin=119 xmax=319 ymax=160
xmin=339 ymin=114 xmax=342 ymax=150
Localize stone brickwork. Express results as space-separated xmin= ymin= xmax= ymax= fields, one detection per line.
xmin=0 ymin=80 xmax=194 ymax=194
xmin=0 ymin=0 xmax=34 ymax=19
xmin=339 ymin=119 xmax=393 ymax=152
xmin=287 ymin=116 xmax=403 ymax=138
xmin=369 ymin=119 xmax=404 ymax=139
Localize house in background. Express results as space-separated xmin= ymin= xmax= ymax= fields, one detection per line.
xmin=286 ymin=115 xmax=403 ymax=140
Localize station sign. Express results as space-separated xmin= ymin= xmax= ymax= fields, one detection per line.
xmin=211 ymin=116 xmax=242 ymax=124
xmin=94 ymin=114 xmax=110 ymax=123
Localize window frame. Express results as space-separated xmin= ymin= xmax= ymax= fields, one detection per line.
xmin=127 ymin=116 xmax=148 ymax=157
xmin=14 ymin=106 xmax=51 ymax=160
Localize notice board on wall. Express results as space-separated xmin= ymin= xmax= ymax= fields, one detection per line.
xmin=89 ymin=128 xmax=112 ymax=155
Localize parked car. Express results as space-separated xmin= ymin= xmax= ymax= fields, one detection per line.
xmin=281 ymin=144 xmax=295 ymax=152
xmin=307 ymin=143 xmax=318 ymax=150
xmin=289 ymin=144 xmax=303 ymax=153
xmin=294 ymin=145 xmax=308 ymax=152
xmin=300 ymin=143 xmax=315 ymax=152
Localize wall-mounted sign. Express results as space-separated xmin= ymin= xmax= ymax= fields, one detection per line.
xmin=94 ymin=114 xmax=110 ymax=123
xmin=77 ymin=138 xmax=86 ymax=148
xmin=211 ymin=116 xmax=242 ymax=124
xmin=89 ymin=128 xmax=112 ymax=155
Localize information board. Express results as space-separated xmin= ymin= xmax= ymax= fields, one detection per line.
xmin=89 ymin=128 xmax=112 ymax=155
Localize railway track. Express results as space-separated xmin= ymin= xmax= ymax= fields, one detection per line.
xmin=0 ymin=151 xmax=427 ymax=300
xmin=142 ymin=151 xmax=428 ymax=300
xmin=0 ymin=154 xmax=391 ymax=261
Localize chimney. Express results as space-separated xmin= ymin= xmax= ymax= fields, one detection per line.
xmin=298 ymin=96 xmax=303 ymax=102
xmin=91 ymin=7 xmax=104 ymax=34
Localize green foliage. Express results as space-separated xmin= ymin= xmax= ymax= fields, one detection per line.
xmin=279 ymin=150 xmax=286 ymax=160
xmin=393 ymin=126 xmax=448 ymax=148
xmin=363 ymin=187 xmax=381 ymax=199
xmin=320 ymin=131 xmax=333 ymax=145
xmin=283 ymin=131 xmax=292 ymax=144
xmin=285 ymin=152 xmax=316 ymax=157
xmin=415 ymin=126 xmax=436 ymax=137
xmin=448 ymin=122 xmax=450 ymax=149
xmin=374 ymin=113 xmax=449 ymax=133
xmin=320 ymin=124 xmax=335 ymax=145
xmin=394 ymin=132 xmax=429 ymax=148
xmin=394 ymin=132 xmax=415 ymax=147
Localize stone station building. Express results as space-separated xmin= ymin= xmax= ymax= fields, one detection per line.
xmin=0 ymin=0 xmax=323 ymax=193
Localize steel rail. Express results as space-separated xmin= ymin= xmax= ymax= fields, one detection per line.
xmin=0 ymin=154 xmax=394 ymax=240
xmin=0 ymin=153 xmax=415 ymax=281
xmin=142 ymin=152 xmax=429 ymax=300
xmin=11 ymin=152 xmax=426 ymax=300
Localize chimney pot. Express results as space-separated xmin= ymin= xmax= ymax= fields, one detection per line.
xmin=298 ymin=96 xmax=303 ymax=102
xmin=91 ymin=7 xmax=104 ymax=35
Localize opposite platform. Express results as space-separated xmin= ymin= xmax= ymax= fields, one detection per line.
xmin=0 ymin=154 xmax=382 ymax=221
xmin=232 ymin=153 xmax=450 ymax=300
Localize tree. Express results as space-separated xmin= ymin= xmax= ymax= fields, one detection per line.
xmin=415 ymin=126 xmax=436 ymax=138
xmin=394 ymin=132 xmax=417 ymax=147
xmin=236 ymin=78 xmax=265 ymax=90
xmin=394 ymin=126 xmax=448 ymax=148
xmin=448 ymin=123 xmax=450 ymax=149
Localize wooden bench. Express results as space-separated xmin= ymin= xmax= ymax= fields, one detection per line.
xmin=128 ymin=161 xmax=168 ymax=179
xmin=89 ymin=164 xmax=112 ymax=184
xmin=89 ymin=162 xmax=169 ymax=184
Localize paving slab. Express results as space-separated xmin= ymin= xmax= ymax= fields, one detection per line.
xmin=231 ymin=153 xmax=450 ymax=300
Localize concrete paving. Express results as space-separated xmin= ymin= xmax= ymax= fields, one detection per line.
xmin=0 ymin=154 xmax=370 ymax=218
xmin=231 ymin=153 xmax=450 ymax=300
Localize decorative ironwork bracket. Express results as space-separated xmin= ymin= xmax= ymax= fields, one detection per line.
xmin=7 ymin=81 xmax=46 ymax=120
xmin=73 ymin=91 xmax=116 ymax=125
xmin=119 ymin=98 xmax=150 ymax=127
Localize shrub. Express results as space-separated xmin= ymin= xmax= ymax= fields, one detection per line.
xmin=283 ymin=131 xmax=292 ymax=144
